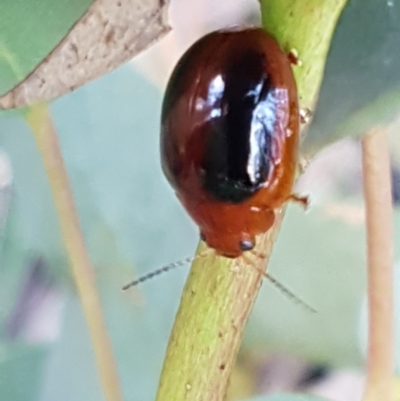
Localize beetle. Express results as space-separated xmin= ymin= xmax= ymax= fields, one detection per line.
xmin=161 ymin=27 xmax=306 ymax=258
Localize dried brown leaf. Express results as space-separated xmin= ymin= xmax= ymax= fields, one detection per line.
xmin=0 ymin=0 xmax=170 ymax=109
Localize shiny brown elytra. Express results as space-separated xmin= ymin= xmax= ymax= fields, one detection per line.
xmin=161 ymin=27 xmax=301 ymax=258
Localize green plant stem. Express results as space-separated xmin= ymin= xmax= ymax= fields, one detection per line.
xmin=155 ymin=2 xmax=348 ymax=401
xmin=156 ymin=218 xmax=283 ymax=401
xmin=261 ymin=0 xmax=348 ymax=111
xmin=25 ymin=104 xmax=124 ymax=401
xmin=361 ymin=128 xmax=394 ymax=401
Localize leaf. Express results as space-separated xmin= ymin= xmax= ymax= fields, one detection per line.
xmin=0 ymin=65 xmax=198 ymax=400
xmin=39 ymin=274 xmax=188 ymax=401
xmin=0 ymin=62 xmax=197 ymax=269
xmin=0 ymin=0 xmax=94 ymax=95
xmin=0 ymin=113 xmax=67 ymax=283
xmin=303 ymin=0 xmax=400 ymax=153
xmin=245 ymin=205 xmax=400 ymax=366
xmin=0 ymin=0 xmax=170 ymax=109
xmin=0 ymin=344 xmax=49 ymax=401
xmin=245 ymin=205 xmax=367 ymax=365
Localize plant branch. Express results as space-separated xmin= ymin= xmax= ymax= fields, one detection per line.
xmin=25 ymin=104 xmax=124 ymax=401
xmin=156 ymin=216 xmax=284 ymax=401
xmin=261 ymin=0 xmax=348 ymax=112
xmin=155 ymin=2 xmax=348 ymax=401
xmin=361 ymin=127 xmax=394 ymax=401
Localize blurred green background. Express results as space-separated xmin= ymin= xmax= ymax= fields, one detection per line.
xmin=0 ymin=1 xmax=399 ymax=400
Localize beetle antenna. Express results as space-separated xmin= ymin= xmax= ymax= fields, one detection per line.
xmin=122 ymin=256 xmax=195 ymax=290
xmin=245 ymin=252 xmax=316 ymax=313
xmin=122 ymin=249 xmax=210 ymax=290
xmin=263 ymin=271 xmax=316 ymax=313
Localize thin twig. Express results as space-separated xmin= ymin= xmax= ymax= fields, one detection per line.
xmin=155 ymin=215 xmax=284 ymax=401
xmin=361 ymin=127 xmax=394 ymax=401
xmin=25 ymin=104 xmax=124 ymax=401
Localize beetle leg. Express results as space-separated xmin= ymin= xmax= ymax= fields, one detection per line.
xmin=287 ymin=49 xmax=302 ymax=66
xmin=298 ymin=155 xmax=310 ymax=174
xmin=300 ymin=108 xmax=312 ymax=124
xmin=288 ymin=194 xmax=309 ymax=209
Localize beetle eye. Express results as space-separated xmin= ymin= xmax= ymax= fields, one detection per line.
xmin=239 ymin=239 xmax=254 ymax=251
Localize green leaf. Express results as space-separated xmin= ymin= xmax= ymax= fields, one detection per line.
xmin=0 ymin=113 xmax=67 ymax=291
xmin=303 ymin=0 xmax=400 ymax=152
xmin=245 ymin=205 xmax=366 ymax=365
xmin=0 ymin=1 xmax=94 ymax=95
xmin=245 ymin=206 xmax=400 ymax=366
xmin=0 ymin=63 xmax=197 ymax=276
xmin=0 ymin=344 xmax=48 ymax=401
xmin=40 ymin=277 xmax=187 ymax=401
xmin=262 ymin=0 xmax=400 ymax=154
xmin=1 ymin=65 xmax=198 ymax=400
